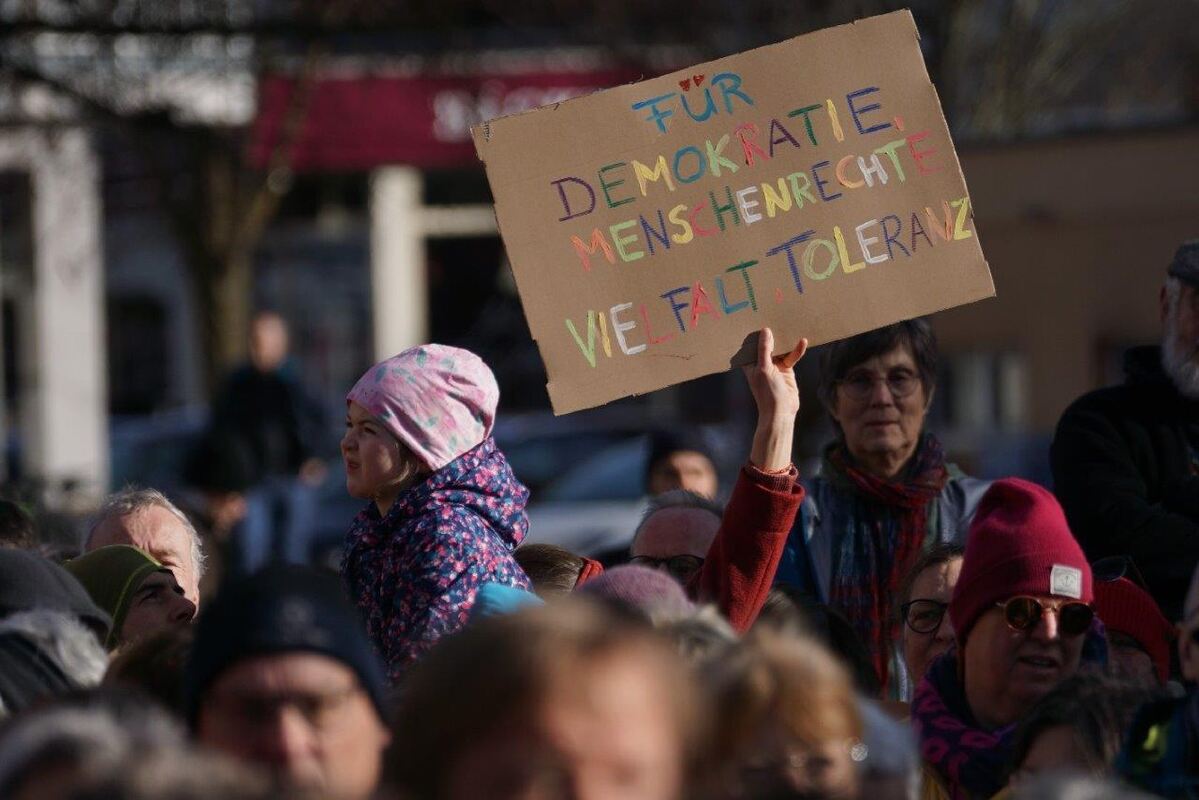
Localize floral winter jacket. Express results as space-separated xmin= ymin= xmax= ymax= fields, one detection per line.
xmin=342 ymin=437 xmax=531 ymax=682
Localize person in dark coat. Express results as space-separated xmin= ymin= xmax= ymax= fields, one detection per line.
xmin=1051 ymin=240 xmax=1199 ymax=621
xmin=210 ymin=311 xmax=327 ymax=572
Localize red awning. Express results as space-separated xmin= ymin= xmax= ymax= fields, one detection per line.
xmin=249 ymin=69 xmax=641 ymax=171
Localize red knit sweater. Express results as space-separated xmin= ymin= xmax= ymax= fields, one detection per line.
xmin=688 ymin=463 xmax=804 ymax=632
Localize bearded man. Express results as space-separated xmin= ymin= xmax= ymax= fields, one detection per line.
xmin=1051 ymin=240 xmax=1199 ymax=621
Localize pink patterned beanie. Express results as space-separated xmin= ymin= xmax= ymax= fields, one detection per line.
xmin=347 ymin=344 xmax=499 ymax=471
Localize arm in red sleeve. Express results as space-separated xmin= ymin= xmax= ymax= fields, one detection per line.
xmin=687 ymin=462 xmax=805 ymax=632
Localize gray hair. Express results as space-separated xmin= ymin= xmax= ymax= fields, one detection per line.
xmin=0 ymin=610 xmax=107 ymax=689
xmin=634 ymin=489 xmax=724 ymax=543
xmin=0 ymin=688 xmax=187 ymax=796
xmin=86 ymin=488 xmax=205 ymax=581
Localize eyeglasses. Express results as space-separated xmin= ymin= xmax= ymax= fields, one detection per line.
xmin=629 ymin=554 xmax=704 ymax=583
xmin=1091 ymin=555 xmax=1148 ymax=589
xmin=996 ymin=596 xmax=1094 ymax=637
xmin=207 ymin=685 xmax=362 ymax=731
xmin=837 ymin=368 xmax=920 ymax=402
xmin=901 ymin=599 xmax=949 ymax=634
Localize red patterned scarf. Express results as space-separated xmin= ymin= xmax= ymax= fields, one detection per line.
xmin=825 ymin=434 xmax=949 ymax=691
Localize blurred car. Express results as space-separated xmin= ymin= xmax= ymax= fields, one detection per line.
xmin=108 ymin=406 xmax=747 ymax=564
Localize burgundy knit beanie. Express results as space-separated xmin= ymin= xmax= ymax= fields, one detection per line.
xmin=950 ymin=478 xmax=1093 ymax=643
xmin=577 ymin=564 xmax=694 ymax=617
xmin=1094 ymin=577 xmax=1174 ymax=684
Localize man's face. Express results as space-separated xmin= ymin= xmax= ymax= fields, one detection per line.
xmin=249 ymin=314 xmax=289 ymax=373
xmin=118 ymin=569 xmax=196 ymax=647
xmin=962 ymin=596 xmax=1087 ymax=730
xmin=447 ymin=650 xmax=685 ymax=800
xmin=1161 ymin=281 xmax=1199 ymax=398
xmin=647 ymin=451 xmax=718 ymax=499
xmin=630 ymin=508 xmax=720 ymax=583
xmin=89 ymin=507 xmax=200 ymax=608
xmin=197 ymin=652 xmax=389 ymax=800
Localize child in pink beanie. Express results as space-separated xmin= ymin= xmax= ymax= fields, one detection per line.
xmin=340 ymin=344 xmax=530 ymax=680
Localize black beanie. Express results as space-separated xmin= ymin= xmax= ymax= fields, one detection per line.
xmin=644 ymin=428 xmax=715 ymax=491
xmin=0 ymin=549 xmax=111 ymax=642
xmin=183 ymin=564 xmax=387 ymax=725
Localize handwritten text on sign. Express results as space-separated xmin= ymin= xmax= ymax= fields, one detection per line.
xmin=474 ymin=11 xmax=994 ymax=413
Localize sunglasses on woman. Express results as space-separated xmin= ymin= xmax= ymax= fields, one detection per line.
xmin=995 ymin=596 xmax=1094 ymax=637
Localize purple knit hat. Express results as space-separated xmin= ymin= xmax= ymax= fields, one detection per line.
xmin=347 ymin=344 xmax=499 ymax=471
xmin=577 ymin=564 xmax=695 ymax=618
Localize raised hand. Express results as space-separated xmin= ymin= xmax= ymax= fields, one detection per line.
xmin=743 ymin=327 xmax=808 ymax=471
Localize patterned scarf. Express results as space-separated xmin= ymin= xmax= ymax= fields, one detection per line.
xmin=914 ymin=621 xmax=1108 ymax=799
xmin=910 ymin=649 xmax=1014 ymax=800
xmin=825 ymin=433 xmax=949 ymax=691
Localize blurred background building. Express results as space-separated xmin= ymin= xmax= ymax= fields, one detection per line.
xmin=0 ymin=0 xmax=1196 ymax=530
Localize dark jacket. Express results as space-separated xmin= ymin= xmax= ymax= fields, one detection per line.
xmin=211 ymin=362 xmax=324 ymax=481
xmin=1051 ymin=346 xmax=1199 ymax=620
xmin=342 ymin=437 xmax=531 ymax=682
xmin=1118 ymin=692 xmax=1199 ymax=798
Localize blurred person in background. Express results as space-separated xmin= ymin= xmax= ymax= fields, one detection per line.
xmin=65 ymin=545 xmax=195 ymax=651
xmin=53 ymin=748 xmax=271 ymax=800
xmin=1118 ymin=561 xmax=1199 ymax=795
xmin=185 ymin=564 xmax=389 ymax=800
xmin=1009 ymin=674 xmax=1157 ymax=784
xmin=775 ymin=319 xmax=990 ymax=696
xmin=389 ymin=599 xmax=706 ymax=800
xmin=104 ymin=627 xmax=193 ymax=719
xmin=705 ymin=633 xmax=864 ymax=800
xmin=1052 ymin=240 xmax=1199 ymax=623
xmin=629 ymin=328 xmax=808 ymax=633
xmin=180 ymin=428 xmax=259 ymax=594
xmin=211 ymin=310 xmax=327 ymax=573
xmin=85 ymin=488 xmax=205 ymax=610
xmin=913 ymin=479 xmax=1101 ymax=800
xmin=0 ymin=609 xmax=109 ymax=719
xmin=896 ymin=544 xmax=965 ymax=702
xmin=855 ymin=697 xmax=921 ymax=800
xmin=646 ymin=429 xmax=721 ymax=499
xmin=578 ymin=563 xmax=696 ymax=621
xmin=753 ymin=585 xmax=881 ymax=698
xmin=0 ymin=552 xmax=110 ymax=716
xmin=1092 ymin=571 xmax=1173 ymax=688
xmin=0 ymin=499 xmax=36 ymax=550
xmin=0 ymin=548 xmax=111 ymax=641
xmin=1009 ymin=773 xmax=1157 ymax=800
xmin=514 ymin=542 xmax=604 ymax=597
xmin=0 ymin=687 xmax=190 ymax=800
xmin=340 ymin=344 xmax=531 ymax=680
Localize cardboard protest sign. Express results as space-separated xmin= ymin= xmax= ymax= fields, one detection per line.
xmin=473 ymin=10 xmax=994 ymax=414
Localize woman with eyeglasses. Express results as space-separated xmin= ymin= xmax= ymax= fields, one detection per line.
xmin=774 ymin=319 xmax=991 ymax=697
xmin=912 ymin=479 xmax=1106 ymax=800
xmin=896 ymin=544 xmax=965 ymax=700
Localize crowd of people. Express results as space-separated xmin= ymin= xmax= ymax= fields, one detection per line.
xmin=0 ymin=241 xmax=1195 ymax=799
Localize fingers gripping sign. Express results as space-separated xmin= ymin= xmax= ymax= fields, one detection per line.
xmin=744 ymin=327 xmax=808 ymax=472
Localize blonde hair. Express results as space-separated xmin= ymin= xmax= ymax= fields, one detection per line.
xmin=707 ymin=633 xmax=862 ymax=758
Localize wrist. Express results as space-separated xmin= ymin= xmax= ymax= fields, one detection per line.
xmin=755 ymin=411 xmax=797 ymax=434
